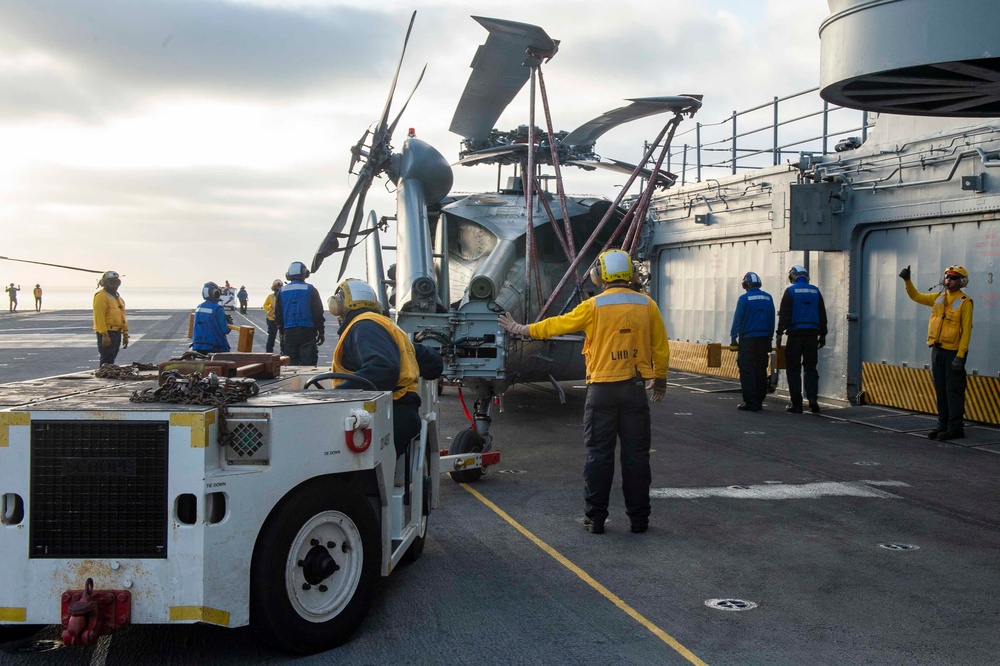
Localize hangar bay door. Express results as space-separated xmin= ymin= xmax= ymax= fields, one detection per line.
xmin=860 ymin=220 xmax=1000 ymax=424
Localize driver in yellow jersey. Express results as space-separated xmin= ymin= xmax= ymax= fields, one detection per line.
xmin=329 ymin=279 xmax=443 ymax=457
xmin=499 ymin=249 xmax=670 ymax=535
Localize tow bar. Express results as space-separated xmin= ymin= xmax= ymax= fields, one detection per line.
xmin=61 ymin=578 xmax=131 ymax=646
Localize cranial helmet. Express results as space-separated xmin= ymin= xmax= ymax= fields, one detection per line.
xmin=741 ymin=271 xmax=762 ymax=290
xmin=271 ymin=279 xmax=283 ymax=292
xmin=202 ymin=281 xmax=222 ymax=301
xmin=944 ymin=265 xmax=969 ymax=288
xmin=787 ymin=265 xmax=808 ymax=283
xmin=286 ymin=261 xmax=310 ymax=281
xmin=100 ymin=271 xmax=121 ymax=287
xmin=329 ymin=279 xmax=380 ymax=316
xmin=590 ymin=249 xmax=634 ymax=286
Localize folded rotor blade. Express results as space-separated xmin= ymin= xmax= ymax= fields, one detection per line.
xmin=387 ymin=64 xmax=427 ymax=137
xmin=449 ymin=16 xmax=557 ymax=143
xmin=454 ymin=143 xmax=529 ymax=166
xmin=312 ymin=172 xmax=372 ymax=273
xmin=336 ymin=184 xmax=370 ymax=281
xmin=374 ymin=11 xmax=417 ymax=140
xmin=567 ymin=158 xmax=677 ymax=189
xmin=562 ymin=95 xmax=704 ymax=149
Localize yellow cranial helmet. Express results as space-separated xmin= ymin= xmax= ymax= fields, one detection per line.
xmin=100 ymin=271 xmax=121 ymax=287
xmin=329 ymin=278 xmax=380 ymax=316
xmin=944 ymin=265 xmax=969 ymax=288
xmin=590 ymin=249 xmax=634 ymax=286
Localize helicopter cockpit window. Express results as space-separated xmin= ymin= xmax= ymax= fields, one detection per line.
xmin=450 ymin=220 xmax=498 ymax=262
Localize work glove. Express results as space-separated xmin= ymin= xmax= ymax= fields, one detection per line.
xmin=818 ymin=335 xmax=826 ymax=349
xmin=898 ymin=265 xmax=911 ymax=281
xmin=775 ymin=333 xmax=783 ymax=348
xmin=122 ymin=333 xmax=129 ymax=349
xmin=498 ymin=312 xmax=530 ymax=338
xmin=952 ymin=356 xmax=966 ymax=374
xmin=730 ymin=337 xmax=738 ymax=348
xmin=316 ymin=333 xmax=325 ymax=347
xmin=226 ymin=314 xmax=234 ymax=325
xmin=101 ymin=332 xmax=111 ymax=347
xmin=648 ymin=378 xmax=667 ymax=404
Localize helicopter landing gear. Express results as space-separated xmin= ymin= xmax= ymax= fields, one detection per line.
xmin=445 ymin=390 xmax=499 ymax=483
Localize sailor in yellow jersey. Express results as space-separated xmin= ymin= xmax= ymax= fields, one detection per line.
xmin=899 ymin=264 xmax=974 ymax=440
xmin=93 ymin=270 xmax=129 ymax=366
xmin=499 ymin=249 xmax=670 ymax=535
xmin=262 ymin=279 xmax=282 ymax=353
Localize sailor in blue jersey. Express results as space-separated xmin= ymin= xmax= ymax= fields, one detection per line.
xmin=275 ymin=261 xmax=325 ymax=366
xmin=191 ymin=282 xmax=231 ymax=353
xmin=776 ymin=265 xmax=828 ymax=413
xmin=731 ymin=271 xmax=775 ymax=412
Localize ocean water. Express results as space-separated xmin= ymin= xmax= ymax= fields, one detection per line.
xmin=4 ymin=286 xmax=239 ymax=312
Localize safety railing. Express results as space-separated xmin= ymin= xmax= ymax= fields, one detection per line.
xmin=659 ymin=88 xmax=875 ymax=185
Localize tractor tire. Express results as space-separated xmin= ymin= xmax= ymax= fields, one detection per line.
xmin=250 ymin=478 xmax=380 ymax=654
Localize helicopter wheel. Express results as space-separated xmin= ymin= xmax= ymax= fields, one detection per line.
xmin=448 ymin=429 xmax=485 ymax=484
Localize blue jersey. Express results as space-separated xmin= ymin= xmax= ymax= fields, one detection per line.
xmin=192 ymin=300 xmax=231 ymax=352
xmin=779 ymin=277 xmax=827 ymax=335
xmin=731 ymin=288 xmax=775 ymax=340
xmin=279 ymin=281 xmax=319 ymax=330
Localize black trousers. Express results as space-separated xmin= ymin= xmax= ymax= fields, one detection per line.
xmin=265 ymin=319 xmax=278 ymax=353
xmin=737 ymin=336 xmax=771 ymax=409
xmin=96 ymin=331 xmax=122 ymax=366
xmin=393 ymin=399 xmax=422 ymax=458
xmin=239 ymin=301 xmax=247 ymax=314
xmin=785 ymin=333 xmax=819 ymax=406
xmin=280 ymin=326 xmax=318 ymax=366
xmin=931 ymin=346 xmax=967 ymax=431
xmin=583 ymin=377 xmax=651 ymax=525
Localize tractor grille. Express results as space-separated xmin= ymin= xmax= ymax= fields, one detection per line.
xmin=30 ymin=420 xmax=168 ymax=559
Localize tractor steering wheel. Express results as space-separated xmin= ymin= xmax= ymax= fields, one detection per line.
xmin=303 ymin=372 xmax=378 ymax=391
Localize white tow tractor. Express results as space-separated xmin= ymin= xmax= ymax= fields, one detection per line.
xmin=0 ymin=364 xmax=486 ymax=654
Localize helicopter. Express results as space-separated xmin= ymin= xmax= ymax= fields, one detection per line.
xmin=310 ymin=13 xmax=701 ymax=481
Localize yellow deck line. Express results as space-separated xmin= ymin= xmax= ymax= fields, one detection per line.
xmin=462 ymin=484 xmax=709 ymax=666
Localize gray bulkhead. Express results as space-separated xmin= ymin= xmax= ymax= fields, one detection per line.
xmin=644 ymin=112 xmax=1000 ymax=404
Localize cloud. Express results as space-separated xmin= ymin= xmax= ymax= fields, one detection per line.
xmin=0 ymin=0 xmax=406 ymax=122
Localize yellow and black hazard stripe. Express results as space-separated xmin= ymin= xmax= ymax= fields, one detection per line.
xmin=668 ymin=340 xmax=741 ymax=381
xmin=862 ymin=362 xmax=1000 ymax=426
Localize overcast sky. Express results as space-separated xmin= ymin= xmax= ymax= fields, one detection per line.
xmin=0 ymin=0 xmax=831 ymax=308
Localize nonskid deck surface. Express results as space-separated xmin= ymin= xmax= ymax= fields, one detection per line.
xmin=3 ymin=311 xmax=1000 ymax=665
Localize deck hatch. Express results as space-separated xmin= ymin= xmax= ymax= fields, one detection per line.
xmin=29 ymin=420 xmax=168 ymax=559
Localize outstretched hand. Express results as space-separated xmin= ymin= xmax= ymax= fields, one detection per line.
xmin=898 ymin=265 xmax=911 ymax=281
xmin=498 ymin=312 xmax=530 ymax=338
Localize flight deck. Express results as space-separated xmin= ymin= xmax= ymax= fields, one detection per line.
xmin=1 ymin=309 xmax=999 ymax=665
